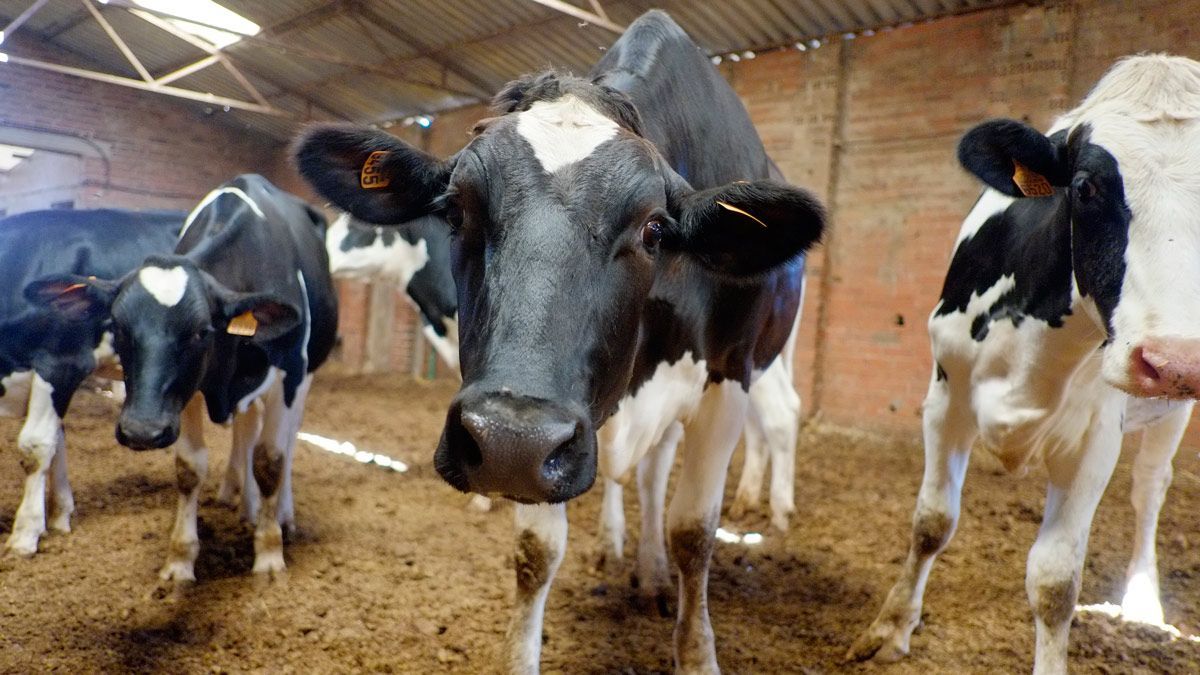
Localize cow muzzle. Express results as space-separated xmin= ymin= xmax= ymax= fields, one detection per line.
xmin=1127 ymin=338 xmax=1200 ymax=399
xmin=435 ymin=388 xmax=595 ymax=504
xmin=116 ymin=413 xmax=178 ymax=450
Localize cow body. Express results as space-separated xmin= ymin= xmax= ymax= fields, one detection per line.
xmin=296 ymin=11 xmax=824 ymax=672
xmin=850 ymin=55 xmax=1200 ymax=674
xmin=0 ymin=208 xmax=183 ymax=556
xmin=29 ymin=175 xmax=337 ymax=580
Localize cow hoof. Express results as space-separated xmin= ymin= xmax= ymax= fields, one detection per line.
xmin=159 ymin=560 xmax=196 ymax=584
xmin=769 ymin=511 xmax=790 ymax=533
xmin=48 ymin=512 xmax=73 ymax=534
xmin=4 ymin=537 xmax=38 ymax=558
xmin=253 ymin=551 xmax=287 ymax=578
xmin=466 ymin=494 xmax=493 ymax=512
xmin=727 ymin=497 xmax=753 ymax=521
xmin=845 ymin=627 xmax=909 ymax=663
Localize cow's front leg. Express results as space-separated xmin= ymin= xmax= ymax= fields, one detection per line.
xmin=634 ymin=420 xmax=681 ymax=614
xmin=6 ymin=374 xmax=65 ymax=557
xmin=669 ymin=382 xmax=748 ymax=674
xmin=848 ymin=375 xmax=976 ymax=662
xmin=47 ymin=430 xmax=74 ymax=534
xmin=252 ymin=374 xmax=310 ymax=577
xmin=1122 ymin=402 xmax=1189 ymax=624
xmin=161 ymin=394 xmax=208 ymax=582
xmin=1028 ymin=404 xmax=1122 ymax=675
xmin=506 ymin=501 xmax=567 ymax=675
xmin=218 ymin=401 xmax=263 ymax=523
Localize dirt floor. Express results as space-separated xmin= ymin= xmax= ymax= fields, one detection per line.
xmin=2 ymin=366 xmax=1200 ymax=674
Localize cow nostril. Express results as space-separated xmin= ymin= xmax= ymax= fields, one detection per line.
xmin=540 ymin=423 xmax=581 ymax=484
xmin=453 ymin=410 xmax=485 ymax=468
xmin=1133 ymin=346 xmax=1163 ymax=383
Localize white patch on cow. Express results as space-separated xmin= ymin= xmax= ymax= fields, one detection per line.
xmin=325 ymin=214 xmax=432 ymax=289
xmin=507 ymin=502 xmax=567 ymax=672
xmin=954 ymin=188 xmax=1015 ymax=246
xmin=296 ymin=270 xmax=311 ymax=373
xmin=516 ymin=95 xmax=620 ymax=174
xmin=0 ymin=371 xmax=33 ymax=418
xmin=421 ymin=320 xmax=460 ymax=376
xmin=597 ymin=351 xmax=707 ymax=483
xmin=5 ymin=373 xmax=63 ymax=556
xmin=180 ymin=186 xmax=265 ymax=240
xmin=137 ymin=266 xmax=189 ymax=307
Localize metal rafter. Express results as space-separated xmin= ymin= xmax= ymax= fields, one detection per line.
xmin=525 ymin=0 xmax=625 ymax=34
xmin=0 ymin=0 xmax=50 ymax=43
xmin=81 ymin=0 xmax=152 ymax=82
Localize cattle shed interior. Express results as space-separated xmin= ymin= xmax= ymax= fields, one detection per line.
xmin=3 ymin=1 xmax=1200 ymax=673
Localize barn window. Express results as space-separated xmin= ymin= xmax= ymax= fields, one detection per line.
xmin=113 ymin=0 xmax=261 ymax=49
xmin=0 ymin=143 xmax=34 ymax=172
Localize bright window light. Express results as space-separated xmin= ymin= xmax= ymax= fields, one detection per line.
xmin=129 ymin=0 xmax=260 ymax=49
xmin=0 ymin=143 xmax=34 ymax=172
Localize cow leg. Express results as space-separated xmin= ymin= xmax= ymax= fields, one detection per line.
xmin=252 ymin=373 xmax=311 ymax=576
xmin=220 ymin=401 xmax=263 ymax=523
xmin=634 ymin=420 xmax=682 ymax=614
xmin=506 ymin=502 xmax=567 ymax=675
xmin=161 ymin=394 xmax=208 ymax=582
xmin=47 ymin=428 xmax=74 ymax=534
xmin=669 ymin=381 xmax=749 ymax=674
xmin=6 ymin=374 xmax=65 ymax=556
xmin=593 ymin=478 xmax=624 ymax=570
xmin=729 ymin=406 xmax=766 ymax=520
xmin=848 ymin=375 xmax=976 ymax=662
xmin=1121 ymin=402 xmax=1190 ymax=624
xmin=1027 ymin=408 xmax=1122 ymax=675
xmin=760 ymin=361 xmax=800 ymax=532
xmin=467 ymin=494 xmax=493 ymax=512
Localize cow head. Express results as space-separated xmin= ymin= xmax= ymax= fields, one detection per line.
xmin=26 ymin=255 xmax=299 ymax=449
xmin=957 ymin=55 xmax=1200 ymax=399
xmin=295 ymin=72 xmax=824 ymax=503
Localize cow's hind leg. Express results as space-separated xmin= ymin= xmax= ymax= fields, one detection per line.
xmin=6 ymin=374 xmax=65 ymax=556
xmin=506 ymin=502 xmax=567 ymax=674
xmin=161 ymin=394 xmax=208 ymax=582
xmin=848 ymin=373 xmax=976 ymax=662
xmin=1120 ymin=402 xmax=1190 ymax=624
xmin=633 ymin=420 xmax=681 ymax=615
xmin=47 ymin=429 xmax=73 ymax=534
xmin=218 ymin=403 xmax=263 ymax=523
xmin=594 ymin=478 xmax=624 ymax=570
xmin=729 ymin=407 xmax=766 ymax=520
xmin=669 ymin=381 xmax=749 ymax=674
xmin=1027 ymin=404 xmax=1122 ymax=675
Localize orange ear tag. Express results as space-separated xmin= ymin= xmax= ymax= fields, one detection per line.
xmin=1012 ymin=161 xmax=1054 ymax=197
xmin=360 ymin=150 xmax=391 ymax=189
xmin=716 ymin=200 xmax=768 ymax=228
xmin=227 ymin=311 xmax=258 ymax=337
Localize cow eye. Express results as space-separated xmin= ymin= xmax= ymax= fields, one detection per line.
xmin=192 ymin=327 xmax=211 ymax=343
xmin=1073 ymin=175 xmax=1099 ymax=202
xmin=640 ymin=219 xmax=663 ymax=249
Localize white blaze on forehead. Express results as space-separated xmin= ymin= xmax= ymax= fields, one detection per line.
xmin=516 ymin=95 xmax=620 ymax=173
xmin=138 ymin=266 xmax=190 ymax=307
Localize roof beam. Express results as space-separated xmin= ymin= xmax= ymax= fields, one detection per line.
xmin=0 ymin=0 xmax=50 ymax=44
xmin=2 ymin=53 xmax=289 ymax=116
xmin=155 ymin=53 xmax=219 ymax=85
xmin=81 ymin=0 xmax=153 ymax=82
xmin=524 ymin=0 xmax=624 ymax=35
xmin=354 ymin=4 xmax=496 ymax=98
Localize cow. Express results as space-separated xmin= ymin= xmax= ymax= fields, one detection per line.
xmin=328 ymin=211 xmax=800 ymax=548
xmin=295 ymin=10 xmax=825 ymax=673
xmin=325 ymin=213 xmax=460 ymax=372
xmin=848 ymin=54 xmax=1200 ymax=675
xmin=0 ymin=208 xmax=184 ymax=557
xmin=27 ymin=175 xmax=338 ymax=580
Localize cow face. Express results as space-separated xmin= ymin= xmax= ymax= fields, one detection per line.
xmin=959 ymin=59 xmax=1200 ymax=398
xmin=26 ymin=256 xmax=298 ymax=449
xmin=295 ymin=74 xmax=824 ymax=503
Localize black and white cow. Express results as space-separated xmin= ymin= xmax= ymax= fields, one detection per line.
xmin=296 ymin=11 xmax=824 ymax=672
xmin=849 ymin=55 xmax=1200 ymax=674
xmin=325 ymin=213 xmax=460 ymax=371
xmin=0 ymin=208 xmax=184 ymax=557
xmin=28 ymin=175 xmax=337 ymax=580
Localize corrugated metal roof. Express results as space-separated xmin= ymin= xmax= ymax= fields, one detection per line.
xmin=0 ymin=0 xmax=1022 ymax=140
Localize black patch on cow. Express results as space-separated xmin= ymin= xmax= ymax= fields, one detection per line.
xmin=935 ymin=363 xmax=948 ymax=382
xmin=1064 ymin=125 xmax=1129 ymax=336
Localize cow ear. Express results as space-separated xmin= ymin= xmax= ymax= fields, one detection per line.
xmin=24 ymin=274 xmax=119 ymax=320
xmin=667 ymin=178 xmax=826 ymax=277
xmin=293 ymin=124 xmax=452 ymax=224
xmin=215 ymin=291 xmax=301 ymax=343
xmin=958 ymin=119 xmax=1069 ymax=197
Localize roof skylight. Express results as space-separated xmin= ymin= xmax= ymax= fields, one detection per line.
xmin=124 ymin=0 xmax=260 ymax=49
